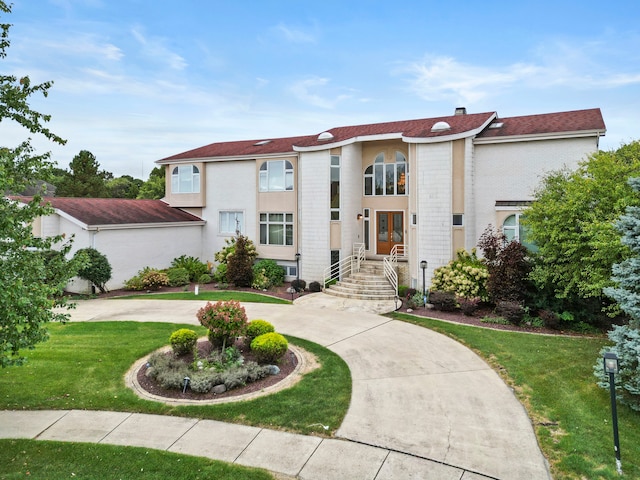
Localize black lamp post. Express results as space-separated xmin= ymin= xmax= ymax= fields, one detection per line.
xmin=420 ymin=260 xmax=427 ymax=306
xmin=295 ymin=252 xmax=301 ymax=291
xmin=603 ymin=351 xmax=622 ymax=475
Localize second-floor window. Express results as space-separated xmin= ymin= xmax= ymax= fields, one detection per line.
xmin=171 ymin=165 xmax=200 ymax=193
xmin=364 ymin=152 xmax=407 ymax=196
xmin=259 ymin=160 xmax=294 ymax=192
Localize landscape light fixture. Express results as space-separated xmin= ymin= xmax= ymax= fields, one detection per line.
xmin=420 ymin=260 xmax=428 ymax=306
xmin=295 ymin=252 xmax=301 ymax=289
xmin=603 ymin=351 xmax=622 ymax=475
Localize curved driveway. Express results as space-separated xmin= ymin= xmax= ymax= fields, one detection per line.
xmin=52 ymin=294 xmax=550 ymax=479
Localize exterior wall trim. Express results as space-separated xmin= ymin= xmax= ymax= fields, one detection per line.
xmin=474 ymin=129 xmax=605 ymax=144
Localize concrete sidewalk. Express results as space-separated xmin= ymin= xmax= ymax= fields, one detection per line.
xmin=2 ymin=293 xmax=551 ymax=479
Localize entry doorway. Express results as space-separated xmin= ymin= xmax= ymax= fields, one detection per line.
xmin=376 ymin=211 xmax=403 ymax=255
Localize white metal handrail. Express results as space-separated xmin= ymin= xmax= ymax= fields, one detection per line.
xmin=323 ymin=243 xmax=366 ymax=288
xmin=384 ymin=244 xmax=407 ymax=295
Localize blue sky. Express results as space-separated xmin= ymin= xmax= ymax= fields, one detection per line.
xmin=3 ymin=0 xmax=640 ymax=179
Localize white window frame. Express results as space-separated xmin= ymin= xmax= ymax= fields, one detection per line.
xmin=330 ymin=155 xmax=340 ymax=220
xmin=171 ymin=165 xmax=200 ymax=193
xmin=259 ymin=160 xmax=294 ymax=192
xmin=219 ymin=211 xmax=244 ymax=235
xmin=363 ymin=152 xmax=408 ymax=197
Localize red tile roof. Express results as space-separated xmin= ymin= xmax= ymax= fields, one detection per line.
xmin=159 ymin=108 xmax=605 ymax=162
xmin=13 ymin=197 xmax=204 ymax=226
xmin=477 ymin=108 xmax=605 ymax=139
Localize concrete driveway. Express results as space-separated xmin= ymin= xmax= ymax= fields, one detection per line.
xmin=42 ymin=293 xmax=550 ymax=479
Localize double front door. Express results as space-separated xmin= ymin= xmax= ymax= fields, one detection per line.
xmin=376 ymin=211 xmax=403 ymax=255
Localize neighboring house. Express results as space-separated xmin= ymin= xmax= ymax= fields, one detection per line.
xmin=157 ymin=107 xmax=606 ymax=291
xmin=18 ymin=197 xmax=205 ymax=292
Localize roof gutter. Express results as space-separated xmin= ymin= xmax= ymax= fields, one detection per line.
xmin=474 ymin=128 xmax=606 ymax=144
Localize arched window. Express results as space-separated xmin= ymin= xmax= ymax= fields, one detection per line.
xmin=364 ymin=152 xmax=407 ymax=196
xmin=171 ymin=165 xmax=200 ymax=193
xmin=503 ymin=214 xmax=537 ymax=251
xmin=259 ymin=160 xmax=294 ymax=192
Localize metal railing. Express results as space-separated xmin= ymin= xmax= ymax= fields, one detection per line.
xmin=323 ymin=243 xmax=365 ymax=288
xmin=383 ymin=244 xmax=407 ymax=295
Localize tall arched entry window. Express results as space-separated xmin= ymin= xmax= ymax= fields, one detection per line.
xmin=364 ymin=152 xmax=408 ymax=196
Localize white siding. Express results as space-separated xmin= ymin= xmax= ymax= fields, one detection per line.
xmin=416 ymin=142 xmax=453 ymax=286
xmin=298 ymin=149 xmax=331 ymax=283
xmin=341 ymin=143 xmax=363 ymax=249
xmin=473 ymin=137 xmax=598 ymax=243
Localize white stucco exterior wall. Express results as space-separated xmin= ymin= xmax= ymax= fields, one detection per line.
xmin=298 ymin=149 xmax=331 ymax=283
xmin=473 ymin=137 xmax=598 ymax=243
xmin=203 ymin=160 xmax=256 ymax=262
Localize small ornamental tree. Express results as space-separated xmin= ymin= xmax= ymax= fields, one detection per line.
xmin=430 ymin=249 xmax=489 ymax=301
xmin=74 ymin=247 xmax=112 ymax=293
xmin=226 ymin=234 xmax=254 ymax=287
xmin=197 ymin=300 xmax=248 ymax=351
xmin=594 ymin=177 xmax=640 ymax=410
xmin=477 ymin=225 xmax=532 ymax=304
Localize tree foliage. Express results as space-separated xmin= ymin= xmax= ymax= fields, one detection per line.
xmin=106 ymin=175 xmax=143 ymax=198
xmin=137 ymin=166 xmax=165 ymax=199
xmin=477 ymin=226 xmax=532 ymax=304
xmin=56 ymin=150 xmax=111 ymax=197
xmin=525 ymin=141 xmax=640 ymax=315
xmin=226 ymin=234 xmax=254 ymax=287
xmin=74 ymin=248 xmax=112 ymax=293
xmin=0 ymin=2 xmax=78 ymax=366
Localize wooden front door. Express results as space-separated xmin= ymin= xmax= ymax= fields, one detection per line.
xmin=377 ymin=211 xmax=403 ymax=255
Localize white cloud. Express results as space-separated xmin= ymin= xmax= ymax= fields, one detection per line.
xmin=130 ymin=26 xmax=187 ymax=71
xmin=289 ymin=76 xmax=352 ymax=109
xmin=273 ymin=23 xmax=317 ymax=43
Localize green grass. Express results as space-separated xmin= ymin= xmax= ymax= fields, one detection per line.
xmin=0 ymin=322 xmax=351 ymax=436
xmin=391 ymin=312 xmax=640 ymax=480
xmin=0 ymin=439 xmax=274 ymax=479
xmin=114 ymin=291 xmax=291 ymax=304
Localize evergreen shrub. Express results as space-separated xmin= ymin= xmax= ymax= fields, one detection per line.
xmin=169 ymin=328 xmax=198 ymax=356
xmin=246 ymin=319 xmax=275 ymax=343
xmin=250 ymin=332 xmax=289 ymax=363
xmin=166 ymin=267 xmax=190 ymax=287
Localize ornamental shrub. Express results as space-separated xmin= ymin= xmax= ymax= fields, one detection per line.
xmin=214 ymin=236 xmax=258 ymax=264
xmin=250 ymin=332 xmax=288 ymax=364
xmin=197 ymin=300 xmax=248 ymax=350
xmin=141 ymin=269 xmax=169 ymax=290
xmin=74 ymin=247 xmax=112 ymax=293
xmin=171 ymin=255 xmax=209 ymax=282
xmin=226 ymin=235 xmax=255 ymax=287
xmin=429 ymin=291 xmax=458 ymax=311
xmin=252 ymin=259 xmax=285 ymax=289
xmin=291 ymin=279 xmax=306 ymax=292
xmin=431 ymin=249 xmax=489 ymax=301
xmin=169 ymin=328 xmax=198 ymax=356
xmin=309 ymin=281 xmax=322 ymax=292
xmin=213 ymin=263 xmax=227 ymax=283
xmin=198 ymin=273 xmax=212 ymax=284
xmin=246 ymin=319 xmax=275 ymax=343
xmin=166 ymin=267 xmax=190 ymax=287
xmin=495 ymin=300 xmax=525 ymax=324
xmin=478 ymin=226 xmax=532 ymax=304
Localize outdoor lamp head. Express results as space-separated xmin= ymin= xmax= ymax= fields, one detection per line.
xmin=420 ymin=260 xmax=427 ymax=270
xmin=603 ymin=352 xmax=619 ymax=374
xmin=295 ymin=252 xmax=301 ymax=260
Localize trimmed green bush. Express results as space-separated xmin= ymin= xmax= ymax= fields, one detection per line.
xmin=213 ymin=263 xmax=227 ymax=283
xmin=169 ymin=328 xmax=198 ymax=356
xmin=429 ymin=291 xmax=458 ymax=311
xmin=309 ymin=281 xmax=321 ymax=292
xmin=198 ymin=273 xmax=212 ymax=284
xmin=171 ymin=255 xmax=209 ymax=282
xmin=166 ymin=267 xmax=190 ymax=287
xmin=250 ymin=332 xmax=288 ymax=364
xmin=246 ymin=319 xmax=275 ymax=343
xmin=252 ymin=259 xmax=285 ymax=289
xmin=291 ymin=279 xmax=306 ymax=292
xmin=74 ymin=247 xmax=112 ymax=293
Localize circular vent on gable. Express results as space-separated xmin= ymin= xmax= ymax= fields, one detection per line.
xmin=431 ymin=121 xmax=451 ymax=132
xmin=318 ymin=131 xmax=334 ymax=141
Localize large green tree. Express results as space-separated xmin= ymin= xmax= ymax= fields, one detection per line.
xmin=137 ymin=165 xmax=165 ymax=199
xmin=526 ymin=141 xmax=640 ymax=317
xmin=56 ymin=150 xmax=111 ymax=197
xmin=107 ymin=174 xmax=143 ymax=198
xmin=0 ymin=2 xmax=78 ymax=366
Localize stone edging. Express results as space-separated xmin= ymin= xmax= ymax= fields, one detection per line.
xmin=124 ymin=343 xmax=319 ymax=406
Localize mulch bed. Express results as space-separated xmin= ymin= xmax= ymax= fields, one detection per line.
xmin=137 ymin=338 xmax=298 ymax=401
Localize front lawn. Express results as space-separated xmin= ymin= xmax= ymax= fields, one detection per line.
xmin=392 ymin=312 xmax=640 ymax=480
xmin=0 ymin=321 xmax=350 ymax=436
xmin=0 ymin=439 xmax=275 ymax=479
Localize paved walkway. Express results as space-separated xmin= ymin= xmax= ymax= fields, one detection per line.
xmin=1 ymin=293 xmax=551 ymax=479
